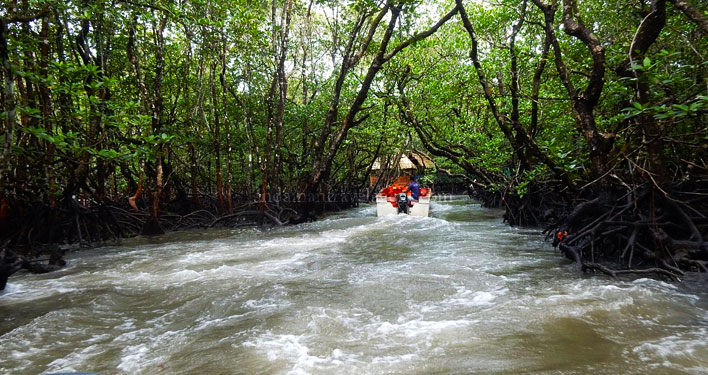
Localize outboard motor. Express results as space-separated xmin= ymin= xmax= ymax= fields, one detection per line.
xmin=396 ymin=193 xmax=409 ymax=214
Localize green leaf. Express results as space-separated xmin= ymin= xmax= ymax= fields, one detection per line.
xmin=98 ymin=149 xmax=120 ymax=159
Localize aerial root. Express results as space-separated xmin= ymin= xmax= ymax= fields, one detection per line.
xmin=582 ymin=262 xmax=683 ymax=281
xmin=553 ymin=183 xmax=708 ymax=279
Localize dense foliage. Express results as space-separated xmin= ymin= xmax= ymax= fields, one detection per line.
xmin=1 ymin=0 xmax=706 ymax=277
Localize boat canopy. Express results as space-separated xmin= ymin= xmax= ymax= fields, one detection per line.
xmin=371 ymin=151 xmax=434 ymax=171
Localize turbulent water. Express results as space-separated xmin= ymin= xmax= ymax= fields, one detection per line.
xmin=1 ymin=196 xmax=707 ymax=375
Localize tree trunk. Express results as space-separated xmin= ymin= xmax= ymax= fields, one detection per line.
xmin=219 ymin=42 xmax=234 ymax=213
xmin=532 ymin=0 xmax=611 ymax=178
xmin=0 ymin=20 xmax=16 ymax=208
xmin=210 ymin=60 xmax=224 ymax=212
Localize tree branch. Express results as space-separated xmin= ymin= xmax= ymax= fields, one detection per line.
xmin=669 ymin=0 xmax=708 ymax=34
xmin=561 ymin=0 xmax=605 ymax=107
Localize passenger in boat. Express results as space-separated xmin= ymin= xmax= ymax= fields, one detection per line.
xmin=404 ymin=175 xmax=421 ymax=206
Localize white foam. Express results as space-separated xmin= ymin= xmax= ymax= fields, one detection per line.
xmin=470 ymin=291 xmax=497 ymax=305
xmin=1 ymin=282 xmax=23 ymax=295
xmin=242 ymin=315 xmax=466 ymax=373
xmin=243 ymin=297 xmax=289 ymax=310
xmin=170 ymin=269 xmax=202 ymax=281
xmin=633 ymin=328 xmax=708 ymax=359
xmin=632 ymin=277 xmax=678 ymax=290
xmin=399 ymin=319 xmax=469 ymax=338
xmin=112 ymin=328 xmax=154 ymax=343
xmin=429 ymin=201 xmax=455 ymax=213
xmin=632 ymin=327 xmax=708 ymax=374
xmin=244 ymin=333 xmax=338 ymax=374
xmin=117 ymin=343 xmax=150 ymax=372
xmin=116 ymin=319 xmax=136 ymax=331
xmin=370 ymin=353 xmax=416 ymax=364
xmin=0 ymin=278 xmax=78 ymax=303
xmin=9 ymin=346 xmax=41 ymax=360
xmin=45 ymin=340 xmax=109 ymax=373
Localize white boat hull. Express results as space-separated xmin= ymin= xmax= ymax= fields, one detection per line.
xmin=376 ymin=194 xmax=431 ymax=217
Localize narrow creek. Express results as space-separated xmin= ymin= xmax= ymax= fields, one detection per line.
xmin=1 ymin=196 xmax=707 ymax=375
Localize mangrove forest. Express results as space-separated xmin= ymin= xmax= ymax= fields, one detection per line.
xmin=1 ymin=0 xmax=707 ymax=285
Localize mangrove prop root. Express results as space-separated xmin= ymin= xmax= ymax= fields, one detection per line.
xmin=1 ymin=192 xmax=365 ymax=287
xmin=493 ymin=179 xmax=707 ymax=279
xmin=582 ymin=262 xmax=682 ymax=281
xmin=552 ymin=183 xmax=708 ymax=278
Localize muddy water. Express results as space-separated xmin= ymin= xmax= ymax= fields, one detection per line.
xmin=1 ymin=197 xmax=707 ymax=375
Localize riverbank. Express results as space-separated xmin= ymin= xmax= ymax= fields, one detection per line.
xmin=0 ymin=192 xmax=364 ymax=290
xmin=4 ymin=180 xmax=707 ymax=291
xmin=471 ymin=180 xmax=708 ymax=281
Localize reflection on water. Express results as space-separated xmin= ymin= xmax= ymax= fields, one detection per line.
xmin=1 ymin=196 xmax=707 ymax=375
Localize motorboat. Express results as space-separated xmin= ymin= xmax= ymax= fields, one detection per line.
xmin=376 ymin=185 xmax=431 ymax=217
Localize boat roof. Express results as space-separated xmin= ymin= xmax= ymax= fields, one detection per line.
xmin=371 ymin=151 xmax=435 ymax=170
